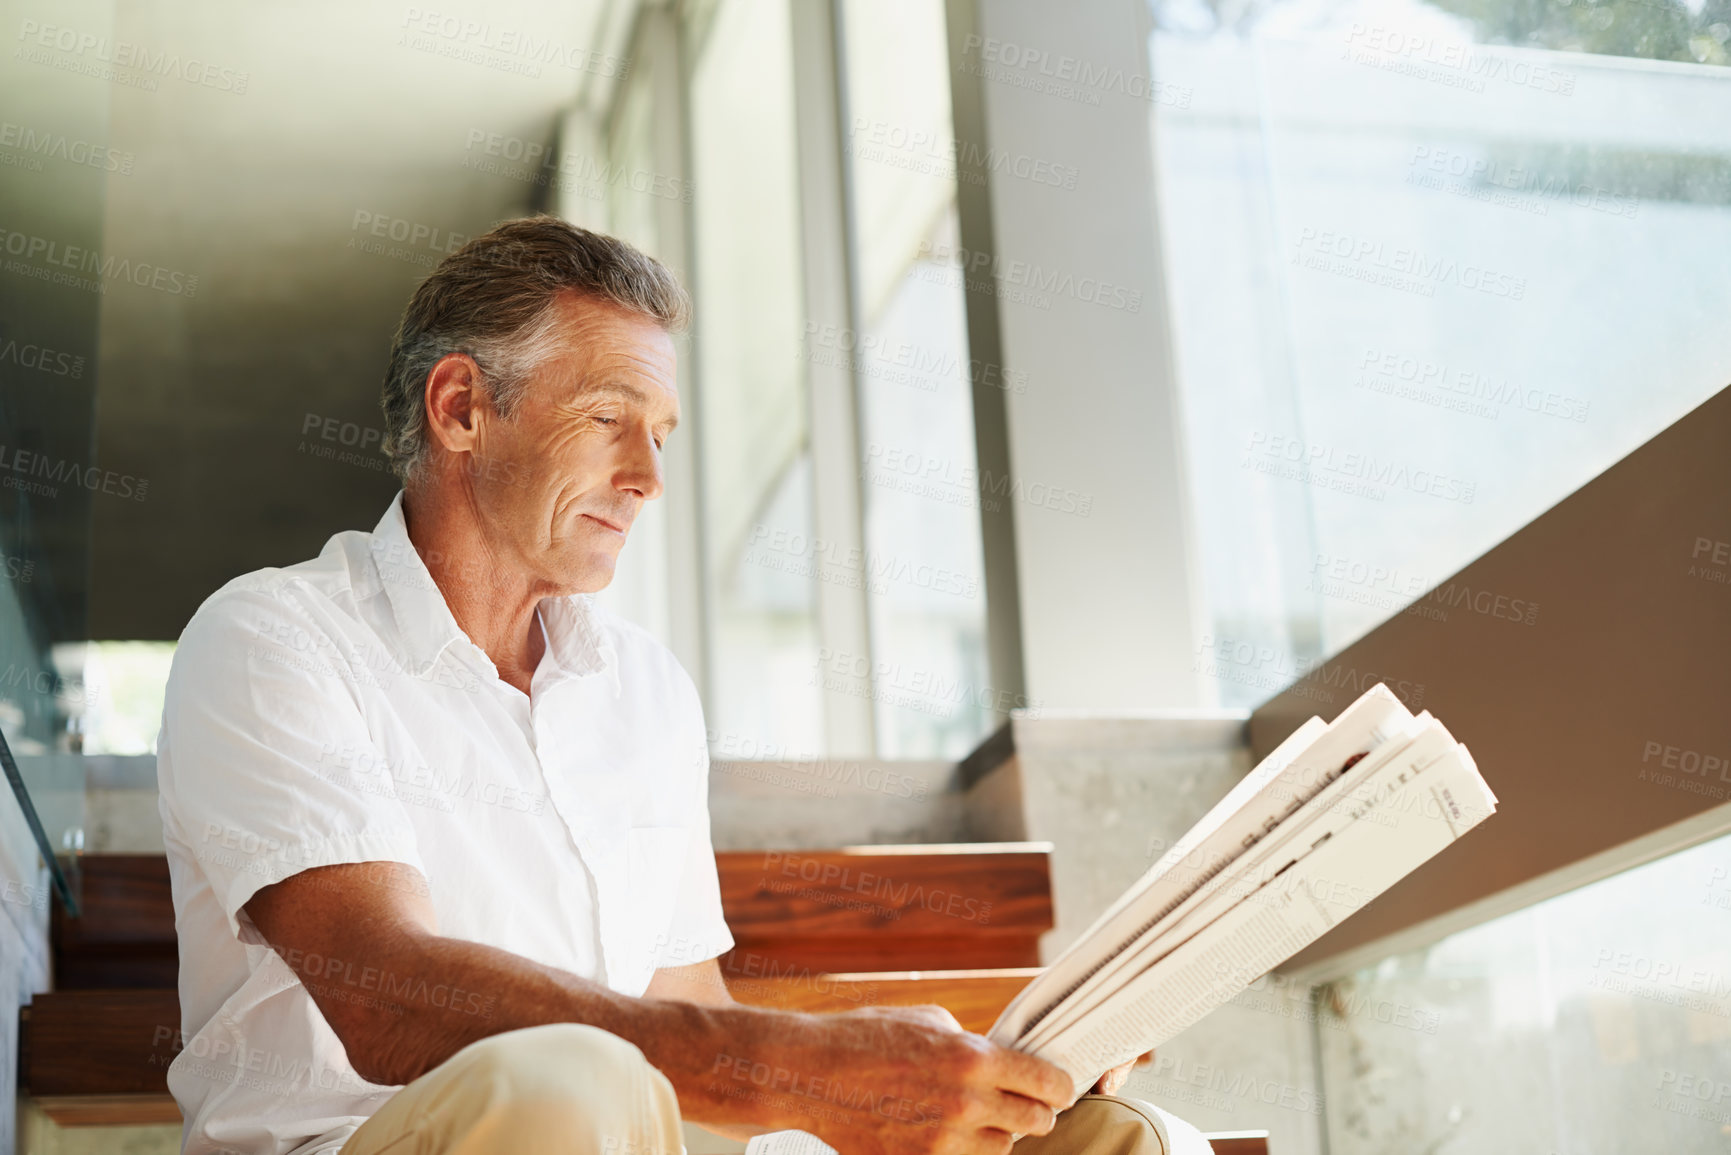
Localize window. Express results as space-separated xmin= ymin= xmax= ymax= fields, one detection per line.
xmin=1150 ymin=0 xmax=1731 ymax=706
xmin=1315 ymin=829 xmax=1731 ymax=1152
xmin=841 ymin=0 xmax=993 ymax=758
xmin=687 ymin=0 xmax=825 ymax=755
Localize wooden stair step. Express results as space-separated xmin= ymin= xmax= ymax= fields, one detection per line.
xmin=716 ymin=844 xmax=1053 ymax=972
xmin=21 ymin=989 xmax=183 ymax=1097
xmin=726 ymin=967 xmax=1042 ymax=1034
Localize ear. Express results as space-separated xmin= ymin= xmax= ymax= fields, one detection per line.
xmin=423 ymin=353 xmax=486 ymax=456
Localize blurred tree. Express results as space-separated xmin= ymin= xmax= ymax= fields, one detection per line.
xmin=1429 ymin=0 xmax=1731 ymax=65
xmin=1149 ymin=0 xmax=1731 ymax=65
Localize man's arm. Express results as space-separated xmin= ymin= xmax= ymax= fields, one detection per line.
xmin=247 ymin=861 xmax=1075 ymax=1155
xmin=645 ymin=958 xmax=735 ymax=1008
xmin=644 ymin=959 xmax=768 ymax=1142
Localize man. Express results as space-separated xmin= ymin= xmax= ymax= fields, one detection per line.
xmin=157 ymin=217 xmax=1165 ymax=1155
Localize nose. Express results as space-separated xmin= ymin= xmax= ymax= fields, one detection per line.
xmin=617 ymin=422 xmax=664 ymax=503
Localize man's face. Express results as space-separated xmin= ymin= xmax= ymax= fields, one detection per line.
xmin=465 ymin=293 xmax=678 ymax=595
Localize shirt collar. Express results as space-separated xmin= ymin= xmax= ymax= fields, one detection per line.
xmin=368 ymin=492 xmax=620 ymax=695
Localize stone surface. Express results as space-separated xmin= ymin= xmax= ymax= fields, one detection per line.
xmin=1008 ymin=712 xmax=1252 ymax=958
xmin=709 ymin=759 xmax=968 ymax=849
xmin=83 ymin=788 xmax=165 ymax=855
xmin=15 ymin=1101 xmax=181 ymax=1155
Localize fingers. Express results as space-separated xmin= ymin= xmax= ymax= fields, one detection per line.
xmin=971 ymin=1130 xmax=1019 ymax=1155
xmin=1093 ymin=1064 xmax=1129 ymax=1097
xmin=919 ymin=1005 xmax=966 ymax=1034
xmin=987 ymin=1045 xmax=1077 ymax=1112
xmin=879 ymin=1003 xmax=966 ymax=1034
xmin=990 ymin=1090 xmax=1060 ymax=1137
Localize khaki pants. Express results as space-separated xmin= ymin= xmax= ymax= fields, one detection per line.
xmin=340 ymin=1024 xmax=1173 ymax=1155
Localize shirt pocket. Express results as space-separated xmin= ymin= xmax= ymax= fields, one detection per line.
xmin=623 ymin=826 xmax=691 ymax=986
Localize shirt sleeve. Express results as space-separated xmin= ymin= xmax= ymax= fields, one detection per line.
xmin=158 ymin=582 xmax=426 ymax=941
xmin=650 ymin=674 xmax=735 ymax=971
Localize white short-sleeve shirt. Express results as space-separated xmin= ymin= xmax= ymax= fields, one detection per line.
xmin=155 ymin=493 xmax=734 ymax=1155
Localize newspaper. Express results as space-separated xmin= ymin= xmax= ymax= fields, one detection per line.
xmin=989 ymin=683 xmax=1498 ymax=1093
xmin=736 ymin=683 xmax=1498 ymax=1152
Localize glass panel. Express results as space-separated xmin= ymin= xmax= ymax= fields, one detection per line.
xmin=591 ymin=48 xmax=675 ymax=649
xmin=0 ymin=0 xmax=116 ymax=909
xmin=840 ymin=0 xmax=993 ymax=758
xmin=688 ymin=0 xmax=824 ymax=754
xmin=1149 ymin=0 xmax=1731 ymax=707
xmin=1316 ymin=830 xmax=1731 ymax=1154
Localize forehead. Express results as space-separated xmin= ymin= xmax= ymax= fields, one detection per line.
xmin=546 ymin=292 xmax=678 ymax=404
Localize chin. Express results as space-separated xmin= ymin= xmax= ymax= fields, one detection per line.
xmin=560 ymin=552 xmax=620 ymax=595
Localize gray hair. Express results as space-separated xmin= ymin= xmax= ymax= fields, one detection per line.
xmin=379 ymin=215 xmax=690 ymax=484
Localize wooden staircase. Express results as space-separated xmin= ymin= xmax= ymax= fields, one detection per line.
xmin=22 ymin=846 xmax=1055 ymax=1117
xmin=21 ymin=846 xmax=1270 ymax=1153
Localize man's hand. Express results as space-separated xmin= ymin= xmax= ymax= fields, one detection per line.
xmin=1088 ymin=1050 xmax=1155 ymax=1097
xmin=727 ymin=1004 xmax=1074 ymax=1155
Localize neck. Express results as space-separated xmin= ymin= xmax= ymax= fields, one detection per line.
xmin=400 ymin=486 xmax=548 ymax=695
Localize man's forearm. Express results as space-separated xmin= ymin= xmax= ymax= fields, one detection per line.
xmin=299 ymin=924 xmax=811 ymax=1129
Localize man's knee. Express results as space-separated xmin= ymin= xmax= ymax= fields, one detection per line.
xmin=453 ymin=1024 xmax=678 ymax=1144
xmin=1015 ymin=1095 xmax=1171 ymax=1155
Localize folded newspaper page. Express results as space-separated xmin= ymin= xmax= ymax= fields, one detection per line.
xmin=989 ymin=683 xmax=1498 ymax=1094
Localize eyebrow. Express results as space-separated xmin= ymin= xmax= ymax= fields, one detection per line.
xmin=580 ymin=381 xmax=679 ymax=433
